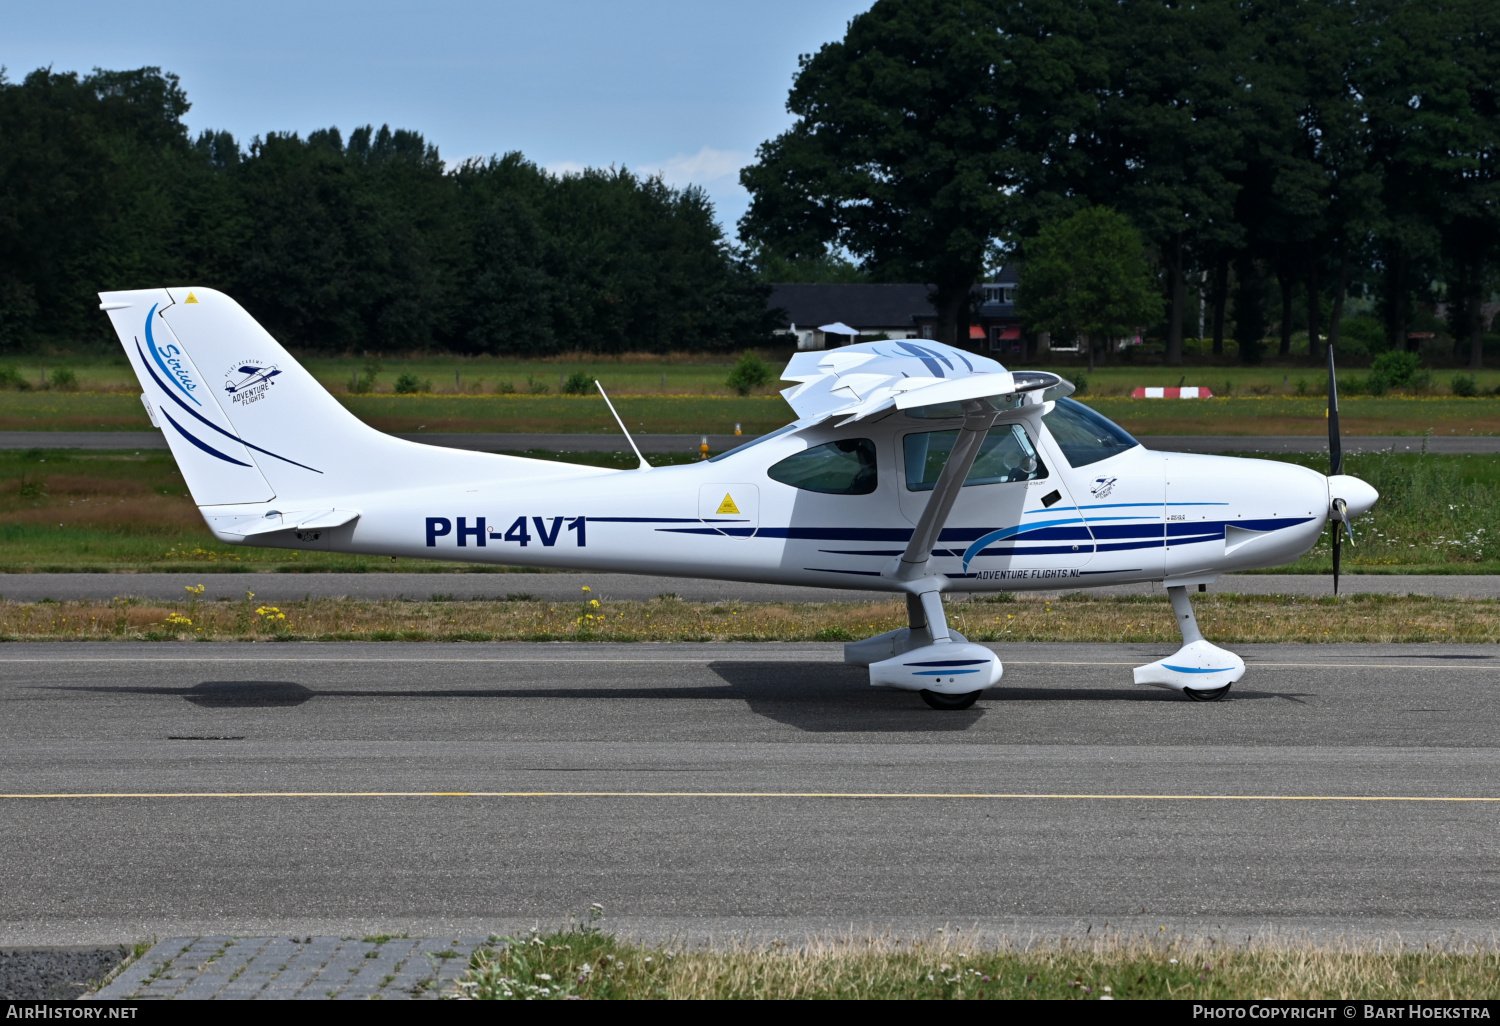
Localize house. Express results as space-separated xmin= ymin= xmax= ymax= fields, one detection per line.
xmin=768 ymin=268 xmax=1060 ymax=356
xmin=766 ymin=284 xmax=934 ymax=350
xmin=910 ymin=265 xmax=1060 ymax=357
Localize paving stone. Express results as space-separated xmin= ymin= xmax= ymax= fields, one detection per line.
xmin=336 ymin=938 xmax=422 ymax=1000
xmin=202 ymin=938 xmax=275 ymax=1000
xmin=91 ymin=938 xmax=193 ymax=999
xmin=385 ymin=938 xmax=466 ymax=999
xmin=249 ymin=938 xmax=344 ymax=1000
xmin=305 ymin=941 xmax=377 ymax=997
xmin=92 ymin=934 xmax=495 ymax=1000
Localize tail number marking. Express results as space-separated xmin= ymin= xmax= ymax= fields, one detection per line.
xmin=425 ymin=516 xmax=586 ymax=548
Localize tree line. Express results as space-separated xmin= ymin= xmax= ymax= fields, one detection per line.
xmin=0 ymin=67 xmax=774 ymax=355
xmin=739 ymin=0 xmax=1500 ymax=367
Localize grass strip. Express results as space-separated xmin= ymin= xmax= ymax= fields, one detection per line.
xmin=458 ymin=925 xmax=1500 ymax=1000
xmin=8 ymin=390 xmax=1500 ymax=436
xmin=2 ymin=592 xmax=1497 ymax=643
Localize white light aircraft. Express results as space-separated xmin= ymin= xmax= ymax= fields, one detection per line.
xmin=100 ymin=287 xmax=1378 ymax=709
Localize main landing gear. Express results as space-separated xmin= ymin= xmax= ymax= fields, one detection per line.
xmin=1132 ymin=585 xmax=1244 ymax=701
xmin=843 ymin=592 xmax=1000 ymax=710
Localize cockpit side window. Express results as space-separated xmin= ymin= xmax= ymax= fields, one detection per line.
xmin=903 ymin=424 xmax=1047 ymax=492
xmin=1042 ymin=397 xmax=1140 ymax=468
xmin=767 ymin=438 xmax=878 ymax=495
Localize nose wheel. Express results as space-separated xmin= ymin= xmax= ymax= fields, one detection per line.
xmin=920 ymin=689 xmax=983 ymax=710
xmin=1184 ymin=683 xmax=1232 ymax=702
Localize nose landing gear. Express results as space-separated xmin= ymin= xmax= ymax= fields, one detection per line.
xmin=919 ymin=688 xmax=982 ymax=710
xmin=1133 ymin=584 xmax=1245 ymax=701
xmin=1183 ymin=682 xmax=1233 ymax=702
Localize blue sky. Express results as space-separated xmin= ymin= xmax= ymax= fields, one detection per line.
xmin=5 ymin=0 xmax=872 ymax=237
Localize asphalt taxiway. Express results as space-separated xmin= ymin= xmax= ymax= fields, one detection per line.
xmin=1 ymin=640 xmax=1497 ymax=946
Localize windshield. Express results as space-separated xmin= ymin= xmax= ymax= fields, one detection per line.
xmin=708 ymin=422 xmax=800 ymax=462
xmin=1042 ymin=397 xmax=1140 ymax=468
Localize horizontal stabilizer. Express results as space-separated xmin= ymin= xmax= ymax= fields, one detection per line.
xmin=208 ymin=509 xmax=360 ymax=538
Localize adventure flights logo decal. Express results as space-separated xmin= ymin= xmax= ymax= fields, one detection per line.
xmin=224 ymin=360 xmax=282 ymax=406
xmin=1091 ymin=476 xmax=1118 ymax=499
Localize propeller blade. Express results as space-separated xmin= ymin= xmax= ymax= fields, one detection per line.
xmin=1327 ymin=341 xmax=1343 ymax=477
xmin=1332 ymin=522 xmax=1341 ymax=598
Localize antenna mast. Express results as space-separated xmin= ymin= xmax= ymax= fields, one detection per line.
xmin=595 ymin=380 xmax=651 ymax=470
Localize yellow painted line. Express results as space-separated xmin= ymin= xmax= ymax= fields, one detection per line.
xmin=1 ymin=791 xmax=1496 ymax=802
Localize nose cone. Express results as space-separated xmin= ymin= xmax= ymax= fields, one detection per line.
xmin=1328 ymin=474 xmax=1378 ymax=518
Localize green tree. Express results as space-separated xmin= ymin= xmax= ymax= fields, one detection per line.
xmin=1017 ymin=207 xmax=1163 ymax=371
xmin=0 ymin=66 xmax=205 ymax=349
xmin=739 ymin=0 xmax=1108 ymax=348
xmin=727 ymin=352 xmax=774 ymax=396
xmin=1081 ymin=0 xmax=1245 ymax=366
xmin=0 ymin=65 xmax=777 ymax=356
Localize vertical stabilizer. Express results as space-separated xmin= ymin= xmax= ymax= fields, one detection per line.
xmin=100 ymin=286 xmax=595 ymax=511
xmin=99 ymin=290 xmax=275 ymax=506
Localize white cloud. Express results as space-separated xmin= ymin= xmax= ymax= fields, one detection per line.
xmin=642 ymin=146 xmax=749 ymax=187
xmin=545 ymin=159 xmax=590 ymax=177
xmin=542 ymin=148 xmax=748 ymax=188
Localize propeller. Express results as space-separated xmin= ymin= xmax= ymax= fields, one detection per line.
xmin=1327 ymin=342 xmax=1342 ymax=477
xmin=1327 ymin=343 xmax=1353 ymax=596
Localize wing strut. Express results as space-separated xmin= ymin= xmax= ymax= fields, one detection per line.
xmin=595 ymin=380 xmax=651 ymax=471
xmin=889 ymin=398 xmax=1001 ymax=640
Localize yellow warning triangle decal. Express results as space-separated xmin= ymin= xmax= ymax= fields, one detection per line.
xmin=716 ymin=494 xmax=740 ymax=515
xmin=184 ymin=292 xmax=198 ymax=304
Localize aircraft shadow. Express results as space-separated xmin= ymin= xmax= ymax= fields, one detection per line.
xmin=705 ymin=661 xmax=984 ymax=732
xmin=46 ymin=668 xmax=985 ymax=732
xmin=44 ymin=672 xmax=1307 ymax=726
xmin=47 ymin=680 xmax=320 ymax=708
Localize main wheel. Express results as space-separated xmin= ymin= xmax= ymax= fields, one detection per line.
xmin=920 ymin=689 xmax=982 ymax=710
xmin=1184 ymin=683 xmax=1232 ymax=702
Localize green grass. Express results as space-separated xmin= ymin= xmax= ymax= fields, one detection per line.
xmin=1242 ymin=450 xmax=1500 ymax=573
xmin=337 ymin=394 xmax=791 ymax=434
xmin=457 ymin=927 xmax=1500 ymax=1000
xmin=1039 ymin=363 xmax=1500 ymax=397
xmin=1086 ymin=395 xmax=1500 ymax=437
xmin=0 ymin=391 xmax=793 ymax=434
xmin=12 ymin=592 xmax=1500 ymax=643
xmin=0 ymin=352 xmax=777 ymax=396
xmin=8 ymin=389 xmax=1500 ymax=436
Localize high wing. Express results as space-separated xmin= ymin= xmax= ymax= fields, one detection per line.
xmin=778 ymin=339 xmax=1071 ymax=425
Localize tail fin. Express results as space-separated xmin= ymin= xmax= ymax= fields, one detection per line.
xmin=99 ymin=287 xmax=580 ymax=508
